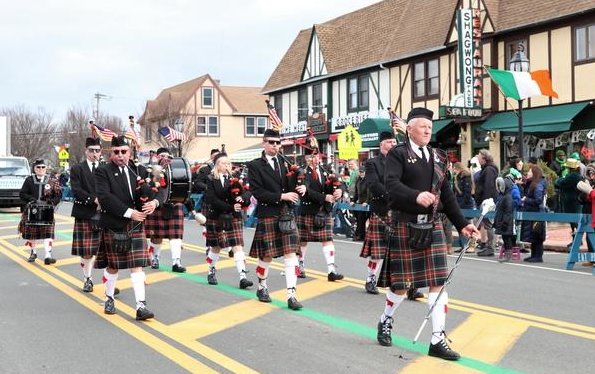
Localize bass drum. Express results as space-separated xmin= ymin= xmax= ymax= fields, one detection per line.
xmin=26 ymin=202 xmax=55 ymax=226
xmin=165 ymin=157 xmax=191 ymax=204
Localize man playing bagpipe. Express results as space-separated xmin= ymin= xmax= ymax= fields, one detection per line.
xmin=145 ymin=147 xmax=187 ymax=273
xmin=296 ymin=147 xmax=344 ymax=281
xmin=19 ymin=159 xmax=62 ymax=264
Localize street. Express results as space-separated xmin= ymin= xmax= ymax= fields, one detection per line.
xmin=1 ymin=202 xmax=594 ymax=374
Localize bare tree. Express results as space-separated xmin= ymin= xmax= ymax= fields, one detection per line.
xmin=59 ymin=106 xmax=93 ymax=164
xmin=2 ymin=105 xmax=56 ymax=163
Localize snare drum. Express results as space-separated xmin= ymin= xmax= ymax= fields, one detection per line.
xmin=26 ymin=202 xmax=55 ymax=226
xmin=165 ymin=157 xmax=191 ymax=204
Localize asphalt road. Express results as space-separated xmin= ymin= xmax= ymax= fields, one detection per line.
xmin=1 ymin=202 xmax=594 ymax=374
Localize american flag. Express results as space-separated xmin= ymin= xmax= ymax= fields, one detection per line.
xmin=124 ymin=127 xmax=139 ymax=145
xmin=266 ymin=100 xmax=283 ymax=130
xmin=158 ymin=126 xmax=187 ymax=142
xmin=92 ymin=124 xmax=117 ymax=141
xmin=388 ymin=107 xmax=407 ymax=135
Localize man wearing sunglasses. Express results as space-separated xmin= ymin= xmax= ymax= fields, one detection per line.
xmin=70 ymin=137 xmax=103 ymax=292
xmin=94 ymin=136 xmax=164 ymax=321
xmin=247 ymin=129 xmax=305 ymax=310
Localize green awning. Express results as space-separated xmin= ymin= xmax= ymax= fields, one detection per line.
xmin=358 ymin=118 xmax=393 ymax=147
xmin=431 ymin=119 xmax=455 ymax=142
xmin=481 ymin=102 xmax=590 ymax=133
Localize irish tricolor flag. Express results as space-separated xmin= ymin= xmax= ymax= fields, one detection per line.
xmin=487 ymin=68 xmax=559 ymax=100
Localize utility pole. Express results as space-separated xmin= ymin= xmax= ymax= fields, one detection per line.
xmin=94 ymin=92 xmax=109 ymax=120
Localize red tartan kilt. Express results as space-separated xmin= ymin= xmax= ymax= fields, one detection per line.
xmin=94 ymin=222 xmax=149 ymax=270
xmin=18 ymin=212 xmax=54 ymax=240
xmin=360 ymin=213 xmax=389 ymax=259
xmin=71 ymin=219 xmax=101 ymax=257
xmin=144 ymin=204 xmax=184 ymax=239
xmin=249 ymin=216 xmax=299 ymax=259
xmin=205 ymin=216 xmax=244 ymax=248
xmin=297 ymin=213 xmax=333 ymax=242
xmin=377 ymin=221 xmax=448 ymax=290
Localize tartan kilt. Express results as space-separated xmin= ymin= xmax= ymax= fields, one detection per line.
xmin=205 ymin=216 xmax=244 ymax=248
xmin=71 ymin=218 xmax=101 ymax=257
xmin=360 ymin=213 xmax=389 ymax=259
xmin=94 ymin=222 xmax=149 ymax=270
xmin=144 ymin=204 xmax=184 ymax=239
xmin=377 ymin=221 xmax=448 ymax=290
xmin=296 ymin=213 xmax=333 ymax=242
xmin=18 ymin=212 xmax=54 ymax=240
xmin=249 ymin=216 xmax=299 ymax=259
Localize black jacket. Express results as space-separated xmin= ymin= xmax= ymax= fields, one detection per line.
xmin=70 ymin=161 xmax=98 ymax=220
xmin=246 ymin=155 xmax=292 ymax=218
xmin=204 ymin=174 xmax=250 ymax=219
xmin=475 ymin=162 xmax=499 ymax=205
xmin=298 ymin=165 xmax=332 ymax=215
xmin=194 ymin=163 xmax=213 ymax=193
xmin=365 ymin=154 xmax=388 ymax=215
xmin=494 ymin=179 xmax=514 ymax=235
xmin=20 ymin=175 xmax=61 ymax=205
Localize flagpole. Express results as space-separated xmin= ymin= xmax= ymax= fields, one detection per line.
xmin=518 ymin=99 xmax=524 ymax=159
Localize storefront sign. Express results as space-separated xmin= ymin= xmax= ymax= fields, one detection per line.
xmin=457 ymin=8 xmax=482 ymax=109
xmin=280 ymin=120 xmax=307 ymax=138
xmin=308 ymin=113 xmax=327 ymax=134
xmin=331 ymin=110 xmax=389 ymax=133
xmin=439 ymin=105 xmax=483 ymax=118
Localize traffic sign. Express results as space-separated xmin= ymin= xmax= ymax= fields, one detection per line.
xmin=58 ymin=148 xmax=70 ymax=160
xmin=59 ymin=161 xmax=69 ymax=168
xmin=337 ymin=125 xmax=362 ymax=160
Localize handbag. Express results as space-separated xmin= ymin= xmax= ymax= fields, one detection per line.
xmin=90 ymin=212 xmax=102 ymax=232
xmin=110 ymin=231 xmax=132 ymax=253
xmin=406 ymin=222 xmax=435 ymax=250
xmin=218 ymin=213 xmax=234 ymax=231
xmin=314 ymin=209 xmax=327 ymax=229
xmin=278 ymin=213 xmax=297 ymax=234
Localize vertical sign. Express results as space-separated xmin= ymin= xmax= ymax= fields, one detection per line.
xmin=458 ymin=9 xmax=474 ymax=108
xmin=472 ymin=8 xmax=483 ymax=109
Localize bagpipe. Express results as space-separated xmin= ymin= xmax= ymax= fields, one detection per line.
xmin=278 ymin=152 xmax=306 ymax=191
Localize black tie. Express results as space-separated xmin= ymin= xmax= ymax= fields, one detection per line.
xmin=419 ymin=147 xmax=427 ymax=163
xmin=272 ymin=157 xmax=281 ymax=179
xmin=92 ymin=162 xmax=96 ymax=173
xmin=121 ymin=167 xmax=132 ymax=198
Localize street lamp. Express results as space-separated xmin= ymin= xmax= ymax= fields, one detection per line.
xmin=509 ymin=42 xmax=530 ymax=159
xmin=174 ymin=118 xmax=184 ymax=157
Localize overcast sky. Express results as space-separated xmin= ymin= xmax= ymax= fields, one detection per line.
xmin=1 ymin=0 xmax=380 ymax=125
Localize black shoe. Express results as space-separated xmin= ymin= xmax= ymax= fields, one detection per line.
xmin=453 ymin=247 xmax=463 ymax=253
xmin=104 ymin=296 xmax=116 ymax=315
xmin=377 ymin=317 xmax=393 ymax=346
xmin=428 ymin=339 xmax=460 ymax=361
xmin=228 ymin=249 xmax=234 ymax=258
xmin=477 ymin=248 xmax=495 ymax=257
xmin=298 ymin=261 xmax=306 ymax=279
xmin=114 ymin=287 xmax=120 ymax=296
xmin=328 ymin=271 xmax=344 ymax=282
xmin=207 ymin=270 xmax=218 ymax=285
xmin=365 ymin=279 xmax=379 ymax=295
xmin=135 ymin=304 xmax=154 ymax=321
xmin=44 ymin=257 xmax=56 ymax=265
xmin=82 ymin=278 xmax=94 ymax=293
xmin=172 ymin=264 xmax=186 ymax=273
xmin=287 ymin=296 xmax=303 ymax=310
xmin=407 ymin=288 xmax=424 ymax=301
xmin=524 ymin=257 xmax=543 ymax=263
xmin=256 ymin=288 xmax=271 ymax=303
xmin=27 ymin=251 xmax=37 ymax=263
xmin=239 ymin=278 xmax=253 ymax=289
xmin=150 ymin=257 xmax=159 ymax=269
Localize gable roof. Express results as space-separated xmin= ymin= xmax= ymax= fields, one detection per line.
xmin=263 ymin=0 xmax=595 ymax=93
xmin=218 ymin=86 xmax=268 ymax=115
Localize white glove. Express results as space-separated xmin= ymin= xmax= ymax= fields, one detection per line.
xmin=194 ymin=212 xmax=207 ymax=225
xmin=577 ymin=180 xmax=593 ymax=194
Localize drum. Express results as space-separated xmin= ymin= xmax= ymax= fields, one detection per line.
xmin=26 ymin=202 xmax=55 ymax=226
xmin=165 ymin=157 xmax=191 ymax=204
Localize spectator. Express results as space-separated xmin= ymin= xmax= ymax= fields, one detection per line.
xmin=549 ymin=149 xmax=567 ymax=177
xmin=569 ymin=152 xmax=586 ymax=177
xmin=576 ymin=163 xmax=595 ymax=266
xmin=494 ymin=177 xmax=516 ymax=262
xmin=521 ymin=165 xmax=548 ymax=262
xmin=555 ymin=158 xmax=582 ymax=247
xmin=475 ymin=149 xmax=499 ymax=256
xmin=452 ymin=162 xmax=474 ymax=252
xmin=351 ymin=166 xmax=370 ymax=241
xmin=347 ymin=159 xmax=359 ymax=200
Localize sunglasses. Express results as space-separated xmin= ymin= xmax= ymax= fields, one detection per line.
xmin=35 ymin=165 xmax=46 ymax=169
xmin=87 ymin=148 xmax=101 ymax=153
xmin=112 ymin=149 xmax=128 ymax=155
xmin=267 ymin=140 xmax=281 ymax=145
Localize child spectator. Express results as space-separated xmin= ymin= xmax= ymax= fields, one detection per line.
xmin=494 ymin=177 xmax=516 ymax=262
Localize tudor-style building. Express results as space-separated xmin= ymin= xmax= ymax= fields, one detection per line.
xmin=263 ymin=0 xmax=595 ymax=167
xmin=139 ymin=74 xmax=269 ymax=161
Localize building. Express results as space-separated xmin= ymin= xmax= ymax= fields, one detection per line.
xmin=263 ymin=0 xmax=595 ymax=167
xmin=139 ymin=74 xmax=269 ymax=161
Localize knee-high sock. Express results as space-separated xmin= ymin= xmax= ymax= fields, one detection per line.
xmin=150 ymin=242 xmax=161 ymax=259
xmin=169 ymin=239 xmax=182 ymax=265
xmin=103 ymin=270 xmax=118 ymax=298
xmin=284 ymin=257 xmax=299 ymax=299
xmin=428 ymin=291 xmax=448 ymax=344
xmin=380 ymin=291 xmax=405 ymax=322
xmin=130 ymin=271 xmax=146 ymax=309
xmin=206 ymin=251 xmax=219 ymax=271
xmin=43 ymin=238 xmax=53 ymax=259
xmin=366 ymin=258 xmax=383 ymax=281
xmin=81 ymin=257 xmax=95 ymax=279
xmin=233 ymin=250 xmax=247 ymax=278
xmin=322 ymin=244 xmax=336 ymax=273
xmin=26 ymin=240 xmax=37 ymax=254
xmin=256 ymin=260 xmax=270 ymax=290
xmin=298 ymin=246 xmax=307 ymax=262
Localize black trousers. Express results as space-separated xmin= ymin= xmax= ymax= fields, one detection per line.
xmin=354 ymin=211 xmax=370 ymax=239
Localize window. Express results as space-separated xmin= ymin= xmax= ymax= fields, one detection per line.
xmin=144 ymin=125 xmax=152 ymax=142
xmin=245 ymin=117 xmax=267 ymax=136
xmin=274 ymin=95 xmax=283 ymax=123
xmin=202 ymin=87 xmax=214 ymax=108
xmin=312 ymin=83 xmax=323 ymax=113
xmin=413 ymin=59 xmax=439 ymax=99
xmin=575 ymin=24 xmax=595 ymax=62
xmin=196 ymin=116 xmax=219 ymax=136
xmin=298 ymin=88 xmax=308 ymax=121
xmin=347 ymin=74 xmax=369 ymax=112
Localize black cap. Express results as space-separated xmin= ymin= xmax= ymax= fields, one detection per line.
xmin=379 ymin=131 xmax=394 ymax=143
xmin=406 ymin=107 xmax=434 ymax=122
xmin=85 ymin=137 xmax=101 ymax=148
xmin=263 ymin=129 xmax=280 ymax=139
xmin=304 ymin=147 xmax=319 ymax=156
xmin=213 ymin=152 xmax=228 ymax=164
xmin=33 ymin=159 xmax=46 ymax=166
xmin=156 ymin=147 xmax=170 ymax=155
xmin=210 ymin=148 xmax=220 ymax=155
xmin=128 ymin=115 xmax=135 ymax=120
xmin=111 ymin=135 xmax=129 ymax=147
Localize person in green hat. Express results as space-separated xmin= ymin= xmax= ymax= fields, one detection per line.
xmin=555 ymin=158 xmax=583 ymax=247
xmin=569 ymin=151 xmax=586 ymax=177
xmin=549 ymin=149 xmax=566 ymax=177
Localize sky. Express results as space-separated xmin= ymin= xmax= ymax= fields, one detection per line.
xmin=0 ymin=0 xmax=381 ymax=125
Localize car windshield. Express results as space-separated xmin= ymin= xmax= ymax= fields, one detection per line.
xmin=0 ymin=158 xmax=29 ymax=176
